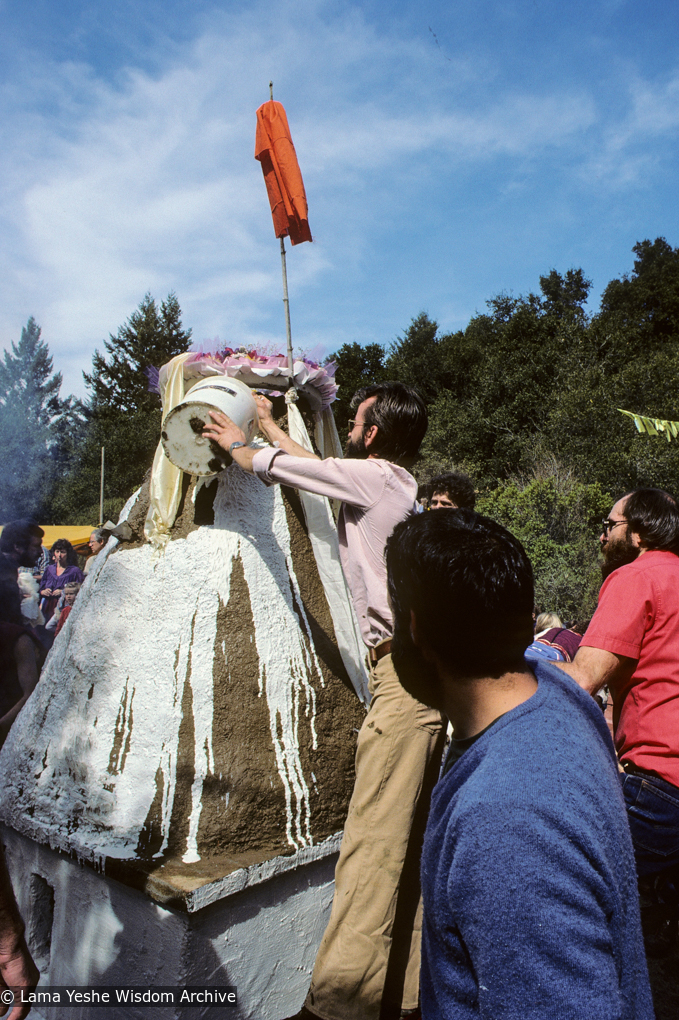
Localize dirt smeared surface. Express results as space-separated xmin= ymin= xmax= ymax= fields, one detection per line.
xmin=116 ymin=448 xmax=363 ymax=871
xmin=116 ymin=472 xmax=152 ymax=550
xmin=197 ymin=555 xmax=288 ymax=856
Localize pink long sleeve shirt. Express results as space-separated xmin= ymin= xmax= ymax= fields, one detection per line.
xmin=252 ymin=448 xmax=419 ymax=648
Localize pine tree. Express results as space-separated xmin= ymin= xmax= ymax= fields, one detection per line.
xmin=83 ymin=292 xmax=192 ymax=413
xmin=0 ymin=318 xmax=64 ymax=522
xmin=46 ymin=294 xmax=192 ymax=524
xmin=383 ymin=313 xmax=450 ymax=404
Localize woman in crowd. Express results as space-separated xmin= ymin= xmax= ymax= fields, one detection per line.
xmin=39 ymin=539 xmax=84 ymax=622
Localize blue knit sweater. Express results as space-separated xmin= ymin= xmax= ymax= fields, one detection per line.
xmin=420 ymin=660 xmax=654 ymax=1019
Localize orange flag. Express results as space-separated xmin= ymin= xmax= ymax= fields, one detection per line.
xmin=255 ymin=100 xmax=312 ymax=246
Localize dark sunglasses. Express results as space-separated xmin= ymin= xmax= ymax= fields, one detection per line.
xmin=601 ymin=519 xmax=627 ymax=536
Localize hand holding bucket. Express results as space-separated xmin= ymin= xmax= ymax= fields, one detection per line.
xmin=161 ymin=377 xmax=259 ymax=476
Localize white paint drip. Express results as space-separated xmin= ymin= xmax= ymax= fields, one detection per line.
xmin=0 ymin=462 xmax=334 ymax=861
xmin=182 ymin=586 xmax=218 ymax=863
xmin=214 ymin=468 xmax=324 ymax=849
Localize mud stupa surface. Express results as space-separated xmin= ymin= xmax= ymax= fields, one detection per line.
xmin=0 ymin=462 xmax=365 ymax=899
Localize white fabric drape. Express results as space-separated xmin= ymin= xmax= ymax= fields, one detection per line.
xmin=144 ymin=352 xmax=193 ymax=549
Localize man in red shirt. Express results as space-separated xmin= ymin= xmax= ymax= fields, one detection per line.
xmin=561 ymin=488 xmax=679 ymax=875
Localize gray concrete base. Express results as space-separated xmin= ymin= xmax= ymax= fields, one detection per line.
xmin=2 ymin=826 xmax=338 ymax=1019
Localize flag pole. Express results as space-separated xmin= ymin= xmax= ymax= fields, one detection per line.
xmin=280 ymin=236 xmax=295 ymax=388
xmin=269 ymin=80 xmax=297 ymax=398
xmin=99 ymin=446 xmax=105 ymax=526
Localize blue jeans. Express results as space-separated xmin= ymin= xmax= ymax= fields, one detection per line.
xmin=621 ymin=769 xmax=679 ymax=876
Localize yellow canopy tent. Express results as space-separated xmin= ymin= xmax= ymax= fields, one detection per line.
xmin=0 ymin=525 xmax=96 ymax=555
xmin=37 ymin=527 xmax=96 ymax=550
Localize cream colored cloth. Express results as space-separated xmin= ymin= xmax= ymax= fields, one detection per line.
xmin=144 ymin=352 xmax=193 ymax=549
xmin=314 ymin=406 xmax=344 ymax=459
xmin=287 ymin=403 xmax=369 ymax=704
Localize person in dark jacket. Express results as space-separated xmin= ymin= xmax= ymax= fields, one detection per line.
xmin=0 ymin=521 xmax=44 ymax=626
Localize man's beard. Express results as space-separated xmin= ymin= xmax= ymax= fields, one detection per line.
xmin=601 ymin=533 xmax=640 ymax=581
xmin=344 ymin=434 xmax=370 ymax=460
xmin=391 ymin=631 xmax=446 ymax=712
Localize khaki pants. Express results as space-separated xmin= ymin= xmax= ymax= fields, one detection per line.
xmin=305 ymin=654 xmax=444 ymax=1020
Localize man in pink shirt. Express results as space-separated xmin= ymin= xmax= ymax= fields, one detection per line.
xmin=560 ymin=488 xmax=679 ymax=877
xmin=204 ymin=383 xmax=444 ymax=1020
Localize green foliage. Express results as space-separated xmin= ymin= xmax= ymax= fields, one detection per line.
xmin=331 ymin=341 xmax=386 ymax=432
xmin=599 ymin=237 xmax=679 ymax=346
xmin=538 ymin=268 xmax=591 ymax=320
xmin=420 ymin=292 xmax=578 ymax=485
xmin=397 ymin=245 xmax=679 ymax=500
xmin=329 ymin=244 xmax=679 ymax=621
xmin=0 ymin=318 xmax=68 ymax=522
xmin=45 ymin=293 xmax=192 ymax=524
xmin=83 ymin=292 xmax=191 ymax=414
xmin=477 ymin=472 xmax=612 ymax=623
xmin=383 ymin=312 xmax=449 ymax=403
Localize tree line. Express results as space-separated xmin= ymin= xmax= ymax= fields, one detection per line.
xmin=330 ymin=237 xmax=679 ymax=620
xmin=2 ymin=237 xmax=679 ymax=621
xmin=0 ymin=294 xmax=191 ymax=527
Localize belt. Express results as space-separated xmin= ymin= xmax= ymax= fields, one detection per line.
xmin=368 ymin=639 xmax=392 ymax=664
xmin=621 ymin=760 xmax=677 ymax=788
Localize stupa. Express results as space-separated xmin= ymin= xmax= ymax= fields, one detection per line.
xmin=0 ymin=351 xmax=368 ymax=1019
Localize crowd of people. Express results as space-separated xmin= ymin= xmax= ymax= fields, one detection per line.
xmin=0 ymin=525 xmax=113 ymax=751
xmin=0 ymin=378 xmax=677 ymax=1017
xmin=207 ymin=385 xmax=678 ymax=1019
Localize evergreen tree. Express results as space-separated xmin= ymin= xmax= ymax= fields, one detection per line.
xmin=46 ymin=294 xmax=192 ymax=525
xmin=0 ymin=318 xmax=65 ymax=522
xmin=383 ymin=312 xmax=449 ymax=404
xmin=83 ymin=292 xmax=191 ymax=413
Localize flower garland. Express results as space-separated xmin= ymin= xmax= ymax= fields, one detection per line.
xmin=148 ymin=347 xmax=338 ymax=412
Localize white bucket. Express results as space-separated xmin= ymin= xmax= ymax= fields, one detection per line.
xmin=161 ymin=376 xmax=258 ymax=476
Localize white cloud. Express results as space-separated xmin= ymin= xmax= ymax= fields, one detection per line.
xmin=0 ymin=0 xmax=677 ymax=396
xmin=578 ymin=70 xmax=679 ymax=188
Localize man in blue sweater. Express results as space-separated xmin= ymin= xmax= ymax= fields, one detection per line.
xmin=385 ymin=510 xmax=653 ymax=1020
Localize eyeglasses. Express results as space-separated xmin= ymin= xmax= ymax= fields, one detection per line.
xmin=347 ymin=419 xmax=369 ymax=429
xmin=601 ymin=519 xmax=627 ymax=536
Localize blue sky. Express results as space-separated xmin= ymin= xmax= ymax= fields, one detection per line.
xmin=1 ymin=0 xmax=678 ymax=398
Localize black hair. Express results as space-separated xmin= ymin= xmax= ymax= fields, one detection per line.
xmin=351 ymin=382 xmax=427 ymax=466
xmin=622 ymin=488 xmax=679 ymax=551
xmin=50 ymin=539 xmax=79 ymax=566
xmin=426 ymin=471 xmax=476 ymax=509
xmin=571 ymin=618 xmax=592 ymax=637
xmin=0 ymin=520 xmax=44 ymax=555
xmin=387 ymin=510 xmax=534 ymax=681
